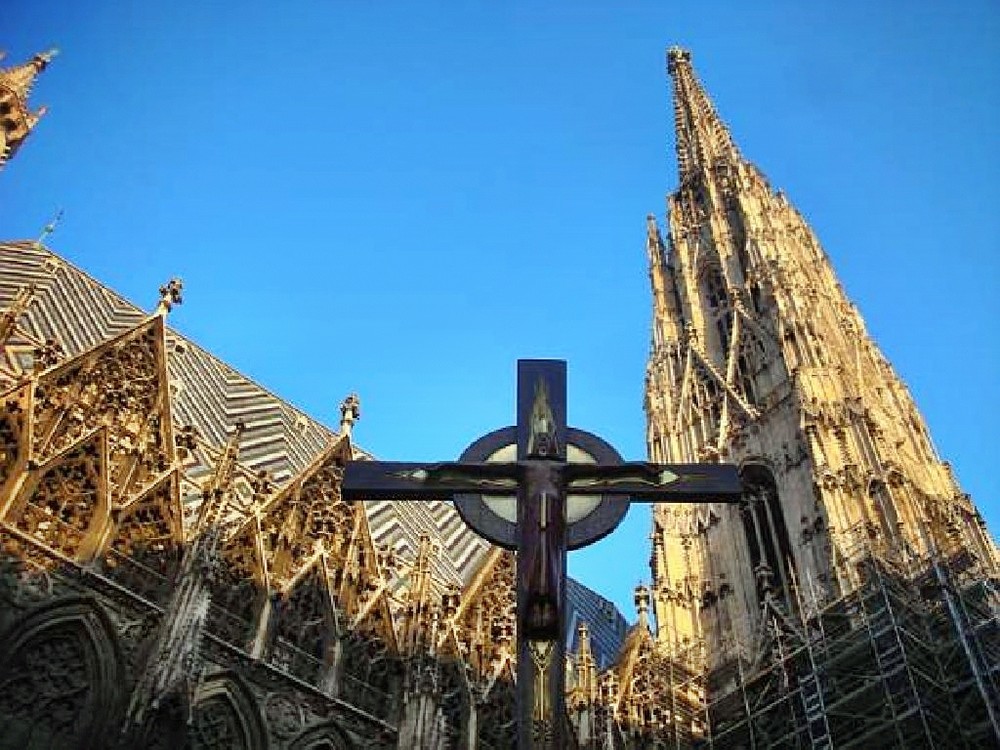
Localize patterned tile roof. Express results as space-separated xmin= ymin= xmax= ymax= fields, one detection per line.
xmin=566 ymin=576 xmax=630 ymax=669
xmin=0 ymin=240 xmax=491 ymax=588
xmin=0 ymin=239 xmax=628 ymax=655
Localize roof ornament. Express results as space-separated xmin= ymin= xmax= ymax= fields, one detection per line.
xmin=0 ymin=48 xmax=58 ymax=168
xmin=0 ymin=47 xmax=58 ymax=99
xmin=34 ymin=207 xmax=63 ymax=249
xmin=666 ymin=46 xmax=692 ymax=73
xmin=634 ymin=583 xmax=651 ymax=628
xmin=155 ymin=278 xmax=183 ymax=316
xmin=339 ymin=392 xmax=361 ymax=437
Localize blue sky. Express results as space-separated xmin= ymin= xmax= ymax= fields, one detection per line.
xmin=4 ymin=1 xmax=998 ymax=622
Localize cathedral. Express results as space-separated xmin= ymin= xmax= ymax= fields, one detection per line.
xmin=0 ymin=44 xmax=998 ymax=749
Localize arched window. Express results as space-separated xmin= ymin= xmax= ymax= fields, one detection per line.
xmin=0 ymin=599 xmax=123 ymax=750
xmin=271 ymin=562 xmax=336 ymax=685
xmin=701 ymin=266 xmax=732 ymax=356
xmin=288 ymin=721 xmax=353 ymax=750
xmin=189 ymin=675 xmax=267 ymax=750
xmin=739 ymin=465 xmax=798 ymax=612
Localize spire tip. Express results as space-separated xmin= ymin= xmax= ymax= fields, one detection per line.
xmin=667 ymin=46 xmax=691 ymax=75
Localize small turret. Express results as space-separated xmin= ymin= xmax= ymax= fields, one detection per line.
xmin=155 ymin=278 xmax=184 ymax=316
xmin=0 ymin=48 xmax=57 ymax=168
xmin=339 ymin=392 xmax=361 ymax=437
xmin=634 ymin=583 xmax=651 ymax=629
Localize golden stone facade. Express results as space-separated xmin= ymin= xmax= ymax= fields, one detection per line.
xmin=645 ymin=48 xmax=999 ymax=747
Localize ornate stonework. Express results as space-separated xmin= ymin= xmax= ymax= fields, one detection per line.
xmin=0 ymin=239 xmax=631 ymax=747
xmin=644 ymin=47 xmax=999 ymax=748
xmin=0 ymin=49 xmax=55 ymax=169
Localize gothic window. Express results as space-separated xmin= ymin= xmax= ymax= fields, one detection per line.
xmin=287 ymin=722 xmax=352 ymax=750
xmin=207 ymin=526 xmax=265 ymax=649
xmin=271 ymin=562 xmax=335 ymax=685
xmin=189 ymin=676 xmax=266 ymax=750
xmin=191 ymin=696 xmax=249 ymax=750
xmin=0 ymin=603 xmax=122 ymax=750
xmin=703 ymin=266 xmax=728 ymax=311
xmin=340 ymin=629 xmax=395 ymax=718
xmin=737 ymin=329 xmax=771 ymax=407
xmin=739 ymin=465 xmax=798 ymax=612
xmin=716 ymin=316 xmax=732 ymax=355
xmin=0 ymin=624 xmax=93 ymax=749
xmin=701 ymin=266 xmax=733 ymax=360
xmin=737 ymin=353 xmax=757 ymax=406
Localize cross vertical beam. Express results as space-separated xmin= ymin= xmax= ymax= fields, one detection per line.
xmin=515 ymin=359 xmax=567 ymax=749
xmin=340 ymin=358 xmax=746 ymax=747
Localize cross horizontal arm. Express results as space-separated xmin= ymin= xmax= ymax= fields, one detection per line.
xmin=342 ymin=460 xmax=520 ymax=501
xmin=563 ymin=462 xmax=743 ymax=501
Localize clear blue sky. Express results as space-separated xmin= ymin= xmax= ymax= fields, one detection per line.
xmin=4 ymin=1 xmax=998 ymax=622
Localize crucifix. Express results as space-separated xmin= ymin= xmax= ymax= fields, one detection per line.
xmin=343 ymin=360 xmax=743 ymax=748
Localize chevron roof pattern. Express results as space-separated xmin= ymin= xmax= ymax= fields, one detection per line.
xmin=0 ymin=239 xmax=629 ymax=660
xmin=0 ymin=239 xmax=491 ymax=587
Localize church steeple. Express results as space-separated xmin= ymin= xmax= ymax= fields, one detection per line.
xmin=666 ymin=47 xmax=740 ymax=186
xmin=0 ymin=48 xmax=57 ymax=168
xmin=646 ymin=49 xmax=998 ymax=667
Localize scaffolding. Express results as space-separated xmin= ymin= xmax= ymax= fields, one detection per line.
xmin=696 ymin=537 xmax=1000 ymax=749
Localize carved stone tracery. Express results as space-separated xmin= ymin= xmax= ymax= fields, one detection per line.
xmin=7 ymin=431 xmax=108 ymax=561
xmin=30 ymin=318 xmax=173 ymax=504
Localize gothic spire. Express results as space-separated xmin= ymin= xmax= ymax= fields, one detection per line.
xmin=0 ymin=48 xmax=57 ymax=101
xmin=666 ymin=46 xmax=740 ymax=184
xmin=0 ymin=48 xmax=57 ymax=168
xmin=646 ymin=214 xmax=681 ymax=347
xmin=647 ymin=49 xmax=1000 ymax=675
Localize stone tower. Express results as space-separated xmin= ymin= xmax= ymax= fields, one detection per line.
xmin=645 ymin=47 xmax=998 ymax=670
xmin=0 ymin=48 xmax=56 ymax=168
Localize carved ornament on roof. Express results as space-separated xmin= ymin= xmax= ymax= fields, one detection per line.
xmin=151 ymin=278 xmax=183 ymax=317
xmin=31 ymin=338 xmax=64 ymax=372
xmin=30 ymin=321 xmax=173 ymax=510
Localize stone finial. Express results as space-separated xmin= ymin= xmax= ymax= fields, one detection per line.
xmin=156 ymin=278 xmax=183 ymax=315
xmin=0 ymin=47 xmax=58 ymax=101
xmin=666 ymin=46 xmax=692 ymax=74
xmin=634 ymin=583 xmax=651 ymax=627
xmin=25 ymin=104 xmax=48 ymax=130
xmin=646 ymin=213 xmax=660 ymax=238
xmin=0 ymin=48 xmax=58 ymax=168
xmin=576 ymin=621 xmax=593 ymax=660
xmin=339 ymin=392 xmax=361 ymax=436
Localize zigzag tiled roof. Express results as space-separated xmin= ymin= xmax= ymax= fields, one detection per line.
xmin=0 ymin=240 xmax=629 ymax=657
xmin=566 ymin=577 xmax=630 ymax=669
xmin=0 ymin=240 xmax=491 ymax=587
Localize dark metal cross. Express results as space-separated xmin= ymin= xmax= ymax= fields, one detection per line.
xmin=342 ymin=360 xmax=743 ymax=749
